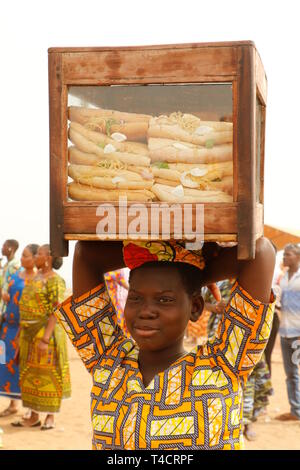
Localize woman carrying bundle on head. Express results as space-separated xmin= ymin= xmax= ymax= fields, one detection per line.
xmin=12 ymin=244 xmax=71 ymax=430
xmin=54 ymin=237 xmax=275 ymax=450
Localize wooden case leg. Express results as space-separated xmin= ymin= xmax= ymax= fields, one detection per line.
xmin=237 ymin=45 xmax=256 ymax=260
xmin=50 ymin=227 xmax=69 ymax=257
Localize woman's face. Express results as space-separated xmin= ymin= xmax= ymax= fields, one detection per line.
xmin=2 ymin=241 xmax=11 ymax=257
xmin=283 ymin=249 xmax=300 ymax=268
xmin=21 ymin=247 xmax=35 ymax=270
xmin=35 ymin=246 xmax=50 ymax=269
xmin=124 ymin=265 xmax=203 ymax=352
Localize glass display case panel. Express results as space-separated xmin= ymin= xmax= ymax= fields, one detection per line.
xmin=67 ymin=84 xmax=233 ymax=204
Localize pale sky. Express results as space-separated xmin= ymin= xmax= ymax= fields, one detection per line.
xmin=1 ymin=0 xmax=299 ymax=287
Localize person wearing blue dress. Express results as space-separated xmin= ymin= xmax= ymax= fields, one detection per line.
xmin=0 ymin=269 xmax=24 ymax=416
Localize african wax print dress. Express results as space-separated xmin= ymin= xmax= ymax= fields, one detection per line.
xmin=105 ymin=269 xmax=129 ymax=337
xmin=0 ymin=270 xmax=24 ymax=399
xmin=55 ymin=281 xmax=275 ymax=450
xmin=19 ymin=273 xmax=71 ymax=413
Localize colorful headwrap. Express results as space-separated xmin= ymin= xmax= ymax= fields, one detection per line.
xmin=123 ymin=240 xmax=222 ymax=300
xmin=123 ymin=240 xmax=206 ymax=271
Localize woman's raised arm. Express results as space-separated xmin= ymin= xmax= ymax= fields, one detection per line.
xmin=202 ymin=237 xmax=275 ymax=303
xmin=72 ymin=241 xmax=124 ymax=298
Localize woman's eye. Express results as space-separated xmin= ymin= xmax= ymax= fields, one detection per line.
xmin=127 ymin=295 xmax=141 ymax=302
xmin=158 ymin=297 xmax=174 ymax=303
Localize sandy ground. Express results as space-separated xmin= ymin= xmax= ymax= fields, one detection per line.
xmin=0 ymin=336 xmax=300 ymax=451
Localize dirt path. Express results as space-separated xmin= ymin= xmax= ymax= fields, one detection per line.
xmin=0 ymin=337 xmax=299 ymax=450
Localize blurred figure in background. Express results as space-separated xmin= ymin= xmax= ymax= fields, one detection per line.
xmin=206 ymin=278 xmax=273 ymax=442
xmin=264 ymin=260 xmax=285 ymax=376
xmin=0 ymin=257 xmax=4 ymax=300
xmin=206 ymin=279 xmax=233 ymax=340
xmin=0 ymin=240 xmax=21 ymax=417
xmin=12 ymin=244 xmax=71 ymax=430
xmin=0 ymin=240 xmax=20 ymax=319
xmin=185 ymin=283 xmax=225 ymax=347
xmin=276 ymin=243 xmax=300 ymax=422
xmin=105 ymin=268 xmax=130 ymax=337
xmin=0 ymin=255 xmax=25 ymax=416
xmin=242 ymin=354 xmax=273 ymax=440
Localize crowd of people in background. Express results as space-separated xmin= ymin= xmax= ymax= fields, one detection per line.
xmin=0 ymin=238 xmax=300 ymax=448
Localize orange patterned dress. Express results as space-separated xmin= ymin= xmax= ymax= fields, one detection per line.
xmin=55 ymin=281 xmax=275 ymax=450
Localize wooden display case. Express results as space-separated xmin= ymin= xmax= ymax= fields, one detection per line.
xmin=48 ymin=41 xmax=267 ymax=258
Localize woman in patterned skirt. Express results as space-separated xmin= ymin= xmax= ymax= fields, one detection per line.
xmin=0 ymin=266 xmax=25 ymax=416
xmin=12 ymin=245 xmax=71 ymax=429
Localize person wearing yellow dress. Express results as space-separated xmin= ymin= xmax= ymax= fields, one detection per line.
xmin=12 ymin=244 xmax=71 ymax=430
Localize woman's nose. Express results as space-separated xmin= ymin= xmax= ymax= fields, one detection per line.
xmin=138 ymin=301 xmax=158 ymax=318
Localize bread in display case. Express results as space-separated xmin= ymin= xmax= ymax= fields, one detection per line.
xmin=48 ymin=41 xmax=267 ymax=259
xmin=67 ymin=84 xmax=233 ymax=204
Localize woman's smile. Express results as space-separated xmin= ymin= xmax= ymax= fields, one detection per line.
xmin=133 ymin=322 xmax=160 ymax=337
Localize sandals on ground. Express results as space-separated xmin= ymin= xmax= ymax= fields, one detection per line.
xmin=11 ymin=419 xmax=41 ymax=428
xmin=41 ymin=422 xmax=55 ymax=431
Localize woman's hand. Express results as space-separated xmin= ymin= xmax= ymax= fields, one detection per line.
xmin=215 ymin=300 xmax=227 ymax=314
xmin=37 ymin=339 xmax=49 ymax=362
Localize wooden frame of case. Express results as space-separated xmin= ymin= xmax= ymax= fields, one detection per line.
xmin=48 ymin=41 xmax=267 ymax=259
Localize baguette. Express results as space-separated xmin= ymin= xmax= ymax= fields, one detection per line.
xmin=151 ymin=166 xmax=228 ymax=185
xmin=69 ymin=146 xmax=102 ymax=166
xmin=69 ymin=106 xmax=151 ymax=124
xmin=70 ymin=122 xmax=149 ymax=155
xmin=205 ymin=176 xmax=233 ymax=195
xmin=168 ymin=161 xmax=233 ymax=176
xmin=149 ymin=138 xmax=232 ymax=164
xmin=68 ymin=182 xmax=155 ymax=202
xmin=69 ymin=176 xmax=153 ymax=191
xmin=69 ymin=147 xmax=154 ymax=180
xmin=69 ymin=107 xmax=150 ymax=141
xmin=68 ymin=165 xmax=153 ymax=190
xmin=191 ymin=120 xmax=233 ymax=131
xmin=149 ymin=125 xmax=232 ymax=146
xmin=68 ymin=164 xmax=146 ymax=181
xmin=151 ymin=183 xmax=232 ymax=203
xmin=106 ymin=121 xmax=149 ymax=142
xmin=148 ymin=114 xmax=232 ymax=145
xmin=69 ymin=128 xmax=151 ymax=167
xmin=151 ymin=166 xmax=182 ymax=182
xmin=154 ymin=178 xmax=179 ymax=187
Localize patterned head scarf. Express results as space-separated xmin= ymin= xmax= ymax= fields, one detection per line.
xmin=123 ymin=240 xmax=222 ymax=300
xmin=123 ymin=240 xmax=206 ymax=271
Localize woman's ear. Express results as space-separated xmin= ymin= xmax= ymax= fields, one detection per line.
xmin=190 ymin=294 xmax=204 ymax=322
